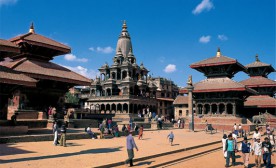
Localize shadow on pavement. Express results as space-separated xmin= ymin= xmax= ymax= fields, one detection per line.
xmin=0 ymin=144 xmax=35 ymax=156
xmin=135 ymin=161 xmax=155 ymax=166
xmin=0 ymin=146 xmax=123 ymax=163
xmin=66 ymin=142 xmax=83 ymax=147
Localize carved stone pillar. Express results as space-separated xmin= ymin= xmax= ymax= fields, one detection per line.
xmin=232 ymin=103 xmax=236 ymax=116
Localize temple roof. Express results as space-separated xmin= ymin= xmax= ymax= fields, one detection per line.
xmin=190 ymin=55 xmax=238 ymax=68
xmin=173 ymin=96 xmax=188 ymax=105
xmin=0 ymin=65 xmax=37 ymax=87
xmin=244 ymin=95 xmax=276 ymax=108
xmin=190 ymin=49 xmax=246 ymax=78
xmin=180 ymin=77 xmax=257 ymax=94
xmin=245 ymin=54 xmax=275 ymax=77
xmin=9 ymin=23 xmax=71 ymax=57
xmin=0 ymin=39 xmax=20 ymax=58
xmin=240 ymin=76 xmax=276 ymax=87
xmin=246 ymin=54 xmax=273 ymax=68
xmin=2 ymin=58 xmax=91 ymax=86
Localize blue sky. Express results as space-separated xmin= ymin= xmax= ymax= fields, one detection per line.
xmin=0 ymin=0 xmax=275 ymax=87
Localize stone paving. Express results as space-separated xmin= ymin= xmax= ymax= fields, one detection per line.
xmin=0 ymin=129 xmax=224 ymax=168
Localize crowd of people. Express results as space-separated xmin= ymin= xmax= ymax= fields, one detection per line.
xmin=222 ymin=124 xmax=275 ymax=168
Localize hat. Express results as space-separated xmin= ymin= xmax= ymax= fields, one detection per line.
xmin=244 ymin=137 xmax=248 ymax=141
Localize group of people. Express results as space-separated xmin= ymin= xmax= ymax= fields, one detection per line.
xmin=52 ymin=120 xmax=67 ymax=147
xmin=222 ymin=124 xmax=275 ymax=168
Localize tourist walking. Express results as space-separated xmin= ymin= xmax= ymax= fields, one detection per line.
xmin=138 ymin=125 xmax=143 ymax=140
xmin=238 ymin=137 xmax=251 ymax=168
xmin=224 ymin=134 xmax=236 ymax=167
xmin=108 ymin=118 xmax=112 ymax=129
xmin=252 ymin=138 xmax=262 ymax=168
xmin=269 ymin=130 xmax=275 ymax=150
xmin=167 ymin=131 xmax=174 ymax=146
xmin=233 ymin=123 xmax=237 ymax=131
xmin=253 ymin=128 xmax=261 ymax=143
xmin=125 ymin=131 xmax=138 ymax=167
xmin=177 ymin=119 xmax=181 ymax=128
xmin=262 ymin=137 xmax=273 ymax=168
xmin=59 ymin=123 xmax=67 ymax=147
xmin=222 ymin=134 xmax=227 ymax=158
xmin=129 ymin=118 xmax=133 ymax=130
xmin=266 ymin=124 xmax=271 ymax=136
xmin=53 ymin=121 xmax=59 ymax=145
xmin=238 ymin=124 xmax=243 ymax=137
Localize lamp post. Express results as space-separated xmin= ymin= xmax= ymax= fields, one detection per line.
xmin=187 ymin=75 xmax=194 ymax=132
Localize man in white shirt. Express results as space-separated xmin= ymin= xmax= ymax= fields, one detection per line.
xmin=252 ymin=138 xmax=262 ymax=168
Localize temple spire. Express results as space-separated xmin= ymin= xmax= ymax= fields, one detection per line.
xmin=216 ymin=47 xmax=221 ymax=57
xmin=122 ymin=20 xmax=127 ymax=31
xmin=29 ymin=22 xmax=35 ymax=34
xmin=255 ymin=54 xmax=260 ymax=62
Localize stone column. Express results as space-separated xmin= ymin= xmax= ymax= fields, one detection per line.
xmin=187 ymin=75 xmax=194 ymax=131
xmin=216 ymin=103 xmax=219 ymax=114
xmin=127 ymin=104 xmax=130 ymax=114
xmin=203 ymin=105 xmax=206 ymax=114
xmin=232 ymin=103 xmax=236 ymax=116
xmin=224 ymin=103 xmax=227 ymax=114
xmin=209 ymin=104 xmax=212 ymax=114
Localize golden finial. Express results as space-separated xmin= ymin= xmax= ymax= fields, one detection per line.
xmin=216 ymin=47 xmax=221 ymax=57
xmin=29 ymin=22 xmax=35 ymax=33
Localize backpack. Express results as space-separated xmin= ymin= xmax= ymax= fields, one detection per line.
xmin=241 ymin=142 xmax=251 ymax=153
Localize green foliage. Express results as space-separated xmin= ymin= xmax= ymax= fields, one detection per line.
xmin=65 ymin=92 xmax=79 ymax=105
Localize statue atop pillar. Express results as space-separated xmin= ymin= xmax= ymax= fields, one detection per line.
xmin=187 ymin=75 xmax=193 ymax=86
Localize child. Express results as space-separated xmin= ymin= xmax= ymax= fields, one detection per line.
xmin=167 ymin=131 xmax=174 ymax=146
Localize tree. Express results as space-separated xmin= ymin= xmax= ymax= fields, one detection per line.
xmin=65 ymin=92 xmax=79 ymax=105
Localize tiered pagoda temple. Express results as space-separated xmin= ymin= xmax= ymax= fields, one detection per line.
xmin=0 ymin=23 xmax=91 ymax=120
xmin=83 ymin=21 xmax=158 ymax=115
xmin=180 ymin=48 xmax=256 ymax=117
xmin=240 ymin=55 xmax=276 ymax=115
xmin=0 ymin=39 xmax=37 ymax=120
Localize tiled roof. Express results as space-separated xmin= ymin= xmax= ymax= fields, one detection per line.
xmin=190 ymin=55 xmax=238 ymax=68
xmin=180 ymin=77 xmax=257 ymax=93
xmin=2 ymin=58 xmax=91 ymax=86
xmin=10 ymin=33 xmax=70 ymax=54
xmin=173 ymin=96 xmax=188 ymax=105
xmin=246 ymin=61 xmax=271 ymax=68
xmin=244 ymin=95 xmax=276 ymax=108
xmin=0 ymin=65 xmax=37 ymax=87
xmin=240 ymin=76 xmax=276 ymax=87
xmin=0 ymin=39 xmax=20 ymax=57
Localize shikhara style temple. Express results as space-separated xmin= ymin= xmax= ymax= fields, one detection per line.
xmin=180 ymin=49 xmax=275 ymax=118
xmin=82 ymin=21 xmax=159 ymax=115
xmin=0 ymin=23 xmax=91 ymax=120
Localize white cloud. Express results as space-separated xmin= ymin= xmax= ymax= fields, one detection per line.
xmin=164 ymin=64 xmax=176 ymax=73
xmin=62 ymin=65 xmax=99 ymax=79
xmin=0 ymin=0 xmax=17 ymax=6
xmin=218 ymin=34 xmax=228 ymax=41
xmin=199 ymin=35 xmax=211 ymax=43
xmin=89 ymin=46 xmax=114 ymax=54
xmin=64 ymin=54 xmax=88 ymax=62
xmin=192 ymin=0 xmax=214 ymax=15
